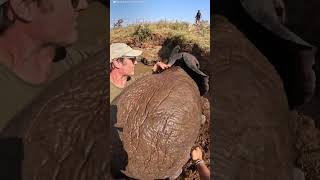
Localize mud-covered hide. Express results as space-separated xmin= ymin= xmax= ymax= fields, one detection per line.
xmin=291 ymin=111 xmax=320 ymax=180
xmin=214 ymin=0 xmax=316 ymax=109
xmin=211 ymin=15 xmax=294 ymax=180
xmin=111 ymin=67 xmax=202 ymax=179
xmin=1 ymin=50 xmax=110 ymax=180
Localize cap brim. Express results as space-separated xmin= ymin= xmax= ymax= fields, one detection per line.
xmin=123 ymin=49 xmax=142 ymax=57
xmin=110 ymin=49 xmax=142 ymax=62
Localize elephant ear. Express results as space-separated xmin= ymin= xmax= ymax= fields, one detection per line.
xmin=169 ymin=45 xmax=181 ymax=58
xmin=168 ymin=45 xmax=182 ymax=66
xmin=240 ymin=0 xmax=313 ymax=48
xmin=168 ymin=53 xmax=183 ymax=66
xmin=168 ymin=52 xmax=209 ymax=96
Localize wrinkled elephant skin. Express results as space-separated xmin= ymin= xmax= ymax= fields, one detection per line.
xmin=210 ymin=16 xmax=295 ymax=180
xmin=214 ymin=0 xmax=316 ymax=109
xmin=111 ymin=67 xmax=203 ymax=179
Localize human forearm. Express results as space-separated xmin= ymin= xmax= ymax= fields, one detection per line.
xmin=197 ymin=161 xmax=210 ymax=180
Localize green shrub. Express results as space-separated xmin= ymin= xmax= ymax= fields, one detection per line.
xmin=132 ymin=24 xmax=152 ymax=42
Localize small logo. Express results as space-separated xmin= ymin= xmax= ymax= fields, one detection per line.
xmin=113 ymin=0 xmax=144 ymax=3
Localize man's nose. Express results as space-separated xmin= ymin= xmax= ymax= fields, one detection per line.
xmin=76 ymin=0 xmax=88 ymax=11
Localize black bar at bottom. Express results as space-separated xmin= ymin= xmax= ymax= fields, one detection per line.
xmin=0 ymin=137 xmax=23 ymax=180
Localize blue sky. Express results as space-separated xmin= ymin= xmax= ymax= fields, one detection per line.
xmin=110 ymin=0 xmax=210 ymax=26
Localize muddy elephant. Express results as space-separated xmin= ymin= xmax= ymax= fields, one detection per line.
xmin=215 ymin=0 xmax=317 ymax=109
xmin=0 ymin=49 xmax=110 ymax=180
xmin=233 ymin=0 xmax=320 ymax=131
xmin=209 ymin=15 xmax=295 ymax=180
xmin=290 ymin=111 xmax=320 ymax=180
xmin=110 ymin=66 xmax=208 ymax=179
xmin=216 ymin=0 xmax=320 ymax=129
xmin=278 ymin=0 xmax=320 ymax=128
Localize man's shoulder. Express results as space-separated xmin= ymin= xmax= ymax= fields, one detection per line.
xmin=110 ymin=71 xmax=153 ymax=102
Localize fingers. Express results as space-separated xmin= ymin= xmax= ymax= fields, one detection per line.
xmin=152 ymin=65 xmax=157 ymax=72
xmin=157 ymin=62 xmax=169 ymax=69
xmin=152 ymin=62 xmax=170 ymax=73
xmin=191 ymin=146 xmax=203 ymax=160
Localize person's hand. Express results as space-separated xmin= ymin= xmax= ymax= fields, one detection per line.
xmin=191 ymin=146 xmax=203 ymax=161
xmin=152 ymin=62 xmax=171 ymax=73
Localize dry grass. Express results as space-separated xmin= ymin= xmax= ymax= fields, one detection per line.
xmin=110 ymin=20 xmax=210 ymax=55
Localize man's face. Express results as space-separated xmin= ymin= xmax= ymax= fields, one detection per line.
xmin=117 ymin=57 xmax=137 ymax=76
xmin=29 ymin=0 xmax=88 ymax=46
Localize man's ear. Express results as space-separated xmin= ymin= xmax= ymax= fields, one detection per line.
xmin=9 ymin=0 xmax=37 ymax=22
xmin=112 ymin=59 xmax=123 ymax=68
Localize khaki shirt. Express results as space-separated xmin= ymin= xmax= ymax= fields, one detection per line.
xmin=110 ymin=81 xmax=124 ymax=103
xmin=110 ymin=71 xmax=153 ymax=103
xmin=0 ymin=63 xmax=45 ymax=131
xmin=0 ymin=49 xmax=89 ymax=131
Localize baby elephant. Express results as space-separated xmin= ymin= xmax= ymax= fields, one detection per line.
xmin=111 ymin=66 xmax=205 ymax=179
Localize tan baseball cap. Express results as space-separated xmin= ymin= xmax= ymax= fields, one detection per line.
xmin=110 ymin=43 xmax=142 ymax=62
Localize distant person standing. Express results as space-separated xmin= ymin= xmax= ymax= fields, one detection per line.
xmin=195 ymin=10 xmax=202 ymax=25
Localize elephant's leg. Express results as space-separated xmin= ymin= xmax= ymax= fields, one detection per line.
xmin=294 ymin=47 xmax=317 ymax=105
xmin=298 ymin=51 xmax=320 ymax=128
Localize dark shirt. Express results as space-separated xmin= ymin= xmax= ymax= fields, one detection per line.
xmin=196 ymin=12 xmax=201 ymax=19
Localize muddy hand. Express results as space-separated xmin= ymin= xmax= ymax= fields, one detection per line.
xmin=152 ymin=62 xmax=171 ymax=73
xmin=191 ymin=146 xmax=203 ymax=161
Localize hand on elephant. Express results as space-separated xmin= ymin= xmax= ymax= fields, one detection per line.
xmin=191 ymin=146 xmax=210 ymax=180
xmin=191 ymin=146 xmax=204 ymax=161
xmin=152 ymin=62 xmax=171 ymax=73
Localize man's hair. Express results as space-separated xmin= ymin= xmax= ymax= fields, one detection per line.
xmin=0 ymin=0 xmax=52 ymax=35
xmin=110 ymin=58 xmax=125 ymax=70
xmin=0 ymin=2 xmax=13 ymax=34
